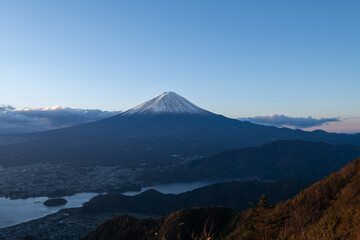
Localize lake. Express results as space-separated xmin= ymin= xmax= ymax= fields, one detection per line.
xmin=0 ymin=192 xmax=99 ymax=228
xmin=0 ymin=180 xmax=229 ymax=229
xmin=122 ymin=179 xmax=229 ymax=196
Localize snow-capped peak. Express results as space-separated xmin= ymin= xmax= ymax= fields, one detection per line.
xmin=123 ymin=91 xmax=208 ymax=115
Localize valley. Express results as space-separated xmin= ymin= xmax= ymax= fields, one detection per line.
xmin=0 ymin=92 xmax=359 ymax=239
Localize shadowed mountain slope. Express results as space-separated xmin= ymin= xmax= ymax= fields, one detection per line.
xmin=228 ymin=158 xmax=360 ymax=239
xmin=83 ymin=206 xmax=236 ymax=240
xmin=1 ymin=92 xmax=360 ymax=167
xmin=80 ymin=179 xmax=311 ymax=216
xmin=141 ymin=140 xmax=360 ymax=182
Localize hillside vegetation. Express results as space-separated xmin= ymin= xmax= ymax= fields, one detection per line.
xmin=228 ymin=158 xmax=360 ymax=239
xmin=84 ymin=158 xmax=360 ymax=240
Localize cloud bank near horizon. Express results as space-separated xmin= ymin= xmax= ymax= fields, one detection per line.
xmin=238 ymin=114 xmax=340 ymax=129
xmin=1 ymin=105 xmax=355 ymax=134
xmin=0 ymin=105 xmax=120 ymax=134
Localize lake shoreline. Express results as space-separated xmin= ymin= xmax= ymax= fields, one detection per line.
xmin=0 ymin=178 xmax=266 ymax=229
xmin=0 ymin=192 xmax=100 ymax=229
xmin=0 ymin=179 xmax=233 ymax=229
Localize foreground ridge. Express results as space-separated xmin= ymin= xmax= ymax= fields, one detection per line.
xmin=84 ymin=158 xmax=360 ymax=240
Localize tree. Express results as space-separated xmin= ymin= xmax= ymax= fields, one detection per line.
xmin=246 ymin=195 xmax=285 ymax=240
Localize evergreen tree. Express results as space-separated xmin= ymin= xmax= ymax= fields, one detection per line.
xmin=246 ymin=195 xmax=286 ymax=240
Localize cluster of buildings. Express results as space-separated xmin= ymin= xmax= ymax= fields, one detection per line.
xmin=0 ymin=163 xmax=141 ymax=199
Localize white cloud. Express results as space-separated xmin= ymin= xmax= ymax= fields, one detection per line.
xmin=238 ymin=114 xmax=340 ymax=129
xmin=0 ymin=105 xmax=121 ymax=134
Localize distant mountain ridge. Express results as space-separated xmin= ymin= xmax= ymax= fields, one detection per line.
xmin=141 ymin=140 xmax=360 ymax=182
xmin=1 ymin=92 xmax=360 ymax=167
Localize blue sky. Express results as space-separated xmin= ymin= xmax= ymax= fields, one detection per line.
xmin=0 ymin=1 xmax=359 ymax=132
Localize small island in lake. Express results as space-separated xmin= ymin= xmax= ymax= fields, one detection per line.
xmin=43 ymin=198 xmax=68 ymax=207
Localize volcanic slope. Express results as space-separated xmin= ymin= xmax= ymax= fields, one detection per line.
xmin=1 ymin=91 xmax=360 ymax=167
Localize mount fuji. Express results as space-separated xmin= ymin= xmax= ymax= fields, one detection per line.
xmin=0 ymin=91 xmax=360 ymax=167
xmin=123 ymin=91 xmax=209 ymax=115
